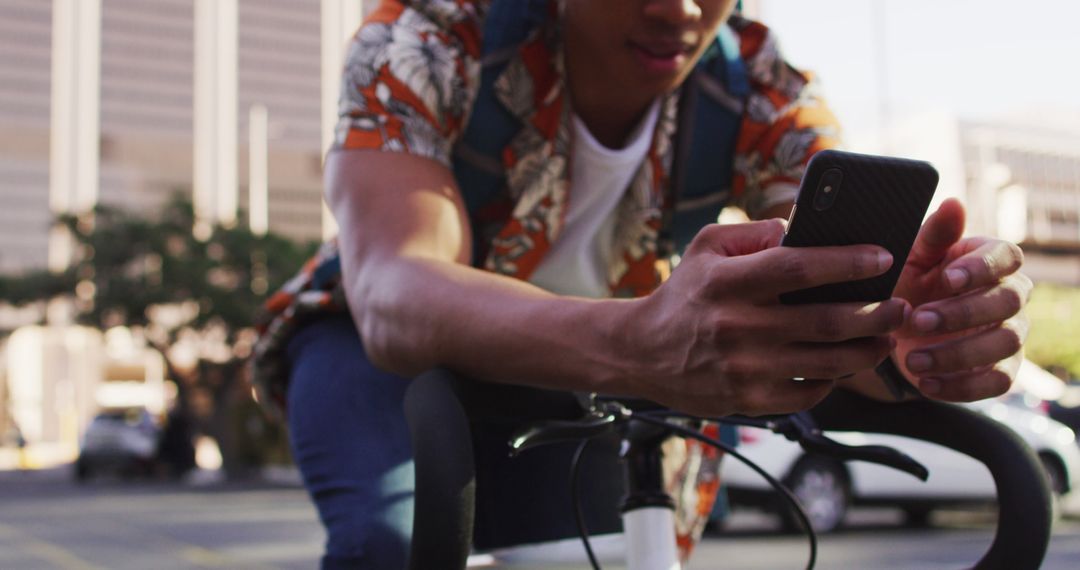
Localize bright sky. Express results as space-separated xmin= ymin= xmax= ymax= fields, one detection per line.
xmin=758 ymin=0 xmax=1080 ymax=145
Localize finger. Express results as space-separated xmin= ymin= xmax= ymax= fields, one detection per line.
xmin=688 ymin=219 xmax=787 ymax=258
xmin=740 ymin=378 xmax=835 ymax=416
xmin=666 ymin=374 xmax=832 ymax=418
xmin=714 ymin=244 xmax=893 ymax=300
xmin=755 ymin=299 xmax=908 ymax=343
xmin=904 ymin=198 xmax=965 ymax=274
xmin=906 ymin=272 xmax=1032 ymax=336
xmin=936 ymin=239 xmax=1025 ymax=295
xmin=763 ymin=337 xmax=894 ymax=382
xmin=904 ymin=318 xmax=1026 ymax=378
xmin=918 ymin=351 xmax=1022 ymax=402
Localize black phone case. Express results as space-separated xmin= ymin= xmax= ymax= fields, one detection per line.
xmin=779 ymin=149 xmax=938 ymax=305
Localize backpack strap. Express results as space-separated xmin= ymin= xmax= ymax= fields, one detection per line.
xmin=667 ymin=24 xmax=750 ymax=255
xmin=450 ymin=0 xmax=548 ymax=263
xmin=451 ymin=0 xmax=546 ymax=207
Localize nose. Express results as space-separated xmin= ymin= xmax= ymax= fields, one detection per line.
xmin=642 ymin=0 xmax=703 ymax=25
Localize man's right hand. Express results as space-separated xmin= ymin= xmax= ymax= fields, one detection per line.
xmin=623 ymin=219 xmax=908 ymax=417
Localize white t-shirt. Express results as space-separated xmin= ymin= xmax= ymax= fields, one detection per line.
xmin=528 ymin=101 xmax=662 ymax=298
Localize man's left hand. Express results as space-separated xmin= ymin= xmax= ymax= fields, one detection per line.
xmin=891 ymin=198 xmax=1033 ymax=401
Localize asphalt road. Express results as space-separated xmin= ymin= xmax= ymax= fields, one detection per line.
xmin=1 ymin=468 xmax=1079 ymax=569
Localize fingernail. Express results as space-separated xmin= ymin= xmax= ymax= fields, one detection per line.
xmin=913 ymin=310 xmax=941 ymax=332
xmin=945 ymin=268 xmax=970 ymax=290
xmin=878 ymin=251 xmax=894 ymax=272
xmin=907 ymin=352 xmax=933 ymax=372
xmin=921 ymin=378 xmax=941 ymax=395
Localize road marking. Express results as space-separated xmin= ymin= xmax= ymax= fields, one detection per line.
xmin=0 ymin=523 xmax=103 ymax=570
xmin=180 ymin=546 xmax=235 ymax=567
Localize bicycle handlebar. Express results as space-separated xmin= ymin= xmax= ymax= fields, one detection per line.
xmin=403 ymin=369 xmax=476 ymax=570
xmin=404 ymin=371 xmax=1053 ymax=570
xmin=809 ymin=390 xmax=1053 ymax=570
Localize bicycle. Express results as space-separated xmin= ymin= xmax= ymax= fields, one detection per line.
xmin=403 ymin=368 xmax=1054 ymax=570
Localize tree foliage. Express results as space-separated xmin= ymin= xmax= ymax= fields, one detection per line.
xmin=0 ymin=194 xmax=318 ymax=474
xmin=32 ymin=196 xmax=317 ymax=343
xmin=1026 ymin=283 xmax=1080 ymax=380
xmin=0 ymin=268 xmax=77 ymax=307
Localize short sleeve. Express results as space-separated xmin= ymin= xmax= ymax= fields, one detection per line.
xmin=332 ymin=0 xmax=487 ymax=167
xmin=729 ymin=17 xmax=842 ymax=219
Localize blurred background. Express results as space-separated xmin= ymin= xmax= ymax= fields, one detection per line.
xmin=0 ymin=0 xmax=1079 ymax=568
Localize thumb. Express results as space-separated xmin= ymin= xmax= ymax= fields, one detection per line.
xmin=906 ymin=198 xmax=965 ymax=272
xmin=688 ymin=219 xmax=788 ymax=258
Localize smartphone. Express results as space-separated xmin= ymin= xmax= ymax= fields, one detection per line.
xmin=779 ymin=149 xmax=939 ymax=305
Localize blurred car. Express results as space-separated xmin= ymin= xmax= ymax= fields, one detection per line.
xmin=75 ymin=407 xmax=161 ymax=481
xmin=1049 ymin=383 xmax=1080 ymax=441
xmin=721 ymin=394 xmax=1080 ymax=533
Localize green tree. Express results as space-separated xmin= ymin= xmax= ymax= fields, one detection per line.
xmin=1026 ymin=283 xmax=1080 ymax=380
xmin=0 ymin=194 xmax=317 ymax=476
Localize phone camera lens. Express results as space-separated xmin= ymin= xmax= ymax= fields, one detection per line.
xmin=813 ymin=168 xmax=844 ymax=211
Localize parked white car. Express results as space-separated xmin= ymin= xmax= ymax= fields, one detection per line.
xmin=75 ymin=407 xmax=160 ymax=481
xmin=721 ymin=393 xmax=1080 ymax=532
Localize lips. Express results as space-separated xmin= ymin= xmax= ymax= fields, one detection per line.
xmin=633 ymin=40 xmax=691 ymax=58
xmin=629 ymin=38 xmax=695 ymax=75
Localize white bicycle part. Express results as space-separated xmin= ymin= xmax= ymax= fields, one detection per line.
xmin=623 ymin=505 xmax=680 ymax=570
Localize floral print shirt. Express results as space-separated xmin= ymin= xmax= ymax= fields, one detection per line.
xmin=252 ymin=0 xmax=841 ymax=414
xmin=334 ymin=0 xmax=838 ymax=296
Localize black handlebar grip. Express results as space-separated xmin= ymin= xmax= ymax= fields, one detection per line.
xmin=811 ymin=390 xmax=1053 ymax=570
xmin=404 ymin=369 xmax=476 ymax=570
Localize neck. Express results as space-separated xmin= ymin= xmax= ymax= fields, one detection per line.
xmin=567 ymin=82 xmax=655 ymax=150
xmin=563 ymin=25 xmax=655 ymax=149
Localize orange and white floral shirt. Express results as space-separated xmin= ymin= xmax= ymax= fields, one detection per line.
xmin=332 ymin=0 xmax=839 ymax=297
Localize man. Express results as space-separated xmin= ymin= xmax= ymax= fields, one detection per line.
xmin=257 ymin=1 xmax=1030 ymax=567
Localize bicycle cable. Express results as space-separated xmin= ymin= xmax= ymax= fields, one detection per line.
xmin=631 ymin=413 xmax=818 ymax=570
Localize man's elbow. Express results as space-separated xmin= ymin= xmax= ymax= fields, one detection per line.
xmin=352 ymin=285 xmax=432 ymax=379
xmin=358 ymin=312 xmax=408 ymax=376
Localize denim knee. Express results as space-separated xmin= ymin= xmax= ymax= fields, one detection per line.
xmin=286 ymin=315 xmax=415 ymax=569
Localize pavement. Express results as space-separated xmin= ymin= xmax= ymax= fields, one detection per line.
xmin=0 ymin=444 xmax=74 ymax=472
xmin=1 ymin=466 xmax=1080 ymax=569
xmin=0 ymin=466 xmax=322 ymax=570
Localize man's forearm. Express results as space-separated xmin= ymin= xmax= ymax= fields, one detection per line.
xmin=350 ymin=255 xmax=639 ymax=394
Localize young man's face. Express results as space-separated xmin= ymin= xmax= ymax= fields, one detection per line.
xmin=565 ymin=0 xmax=737 ymax=97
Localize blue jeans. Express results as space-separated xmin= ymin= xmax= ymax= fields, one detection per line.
xmin=287 ymin=315 xmax=625 ymax=569
xmin=287 ymin=316 xmax=415 ymax=570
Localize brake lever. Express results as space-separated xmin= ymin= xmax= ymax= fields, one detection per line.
xmin=733 ymin=412 xmax=929 ymax=481
xmin=797 ymin=431 xmax=929 ymax=481
xmin=508 ymin=412 xmax=619 ymax=457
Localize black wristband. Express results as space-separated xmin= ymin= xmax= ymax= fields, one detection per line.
xmin=875 ymin=357 xmax=924 ymax=401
